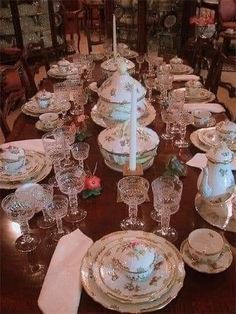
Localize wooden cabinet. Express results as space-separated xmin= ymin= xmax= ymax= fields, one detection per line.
xmin=105 ymin=0 xmax=196 ymax=55
xmin=0 ymin=0 xmax=66 ymax=55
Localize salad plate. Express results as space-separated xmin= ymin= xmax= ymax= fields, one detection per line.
xmin=22 ymin=99 xmax=70 ymax=117
xmin=175 ymin=88 xmax=215 ymax=103
xmin=81 ymin=230 xmax=185 ymax=313
xmin=190 ymin=130 xmax=210 ymax=152
xmin=185 ymin=88 xmax=211 ymax=101
xmin=35 ymin=120 xmax=63 ymax=132
xmin=180 ymin=239 xmax=233 ymax=273
xmin=197 ymin=127 xmax=219 ymax=147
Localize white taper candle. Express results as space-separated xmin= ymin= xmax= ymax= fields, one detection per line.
xmin=129 ymin=83 xmax=137 ymax=171
xmin=113 ymin=14 xmax=117 ymax=59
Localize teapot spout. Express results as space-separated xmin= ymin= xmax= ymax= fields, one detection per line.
xmin=198 ymin=167 xmax=212 ymax=198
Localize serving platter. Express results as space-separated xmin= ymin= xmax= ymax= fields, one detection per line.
xmin=91 ymin=104 xmax=156 ymax=128
xmin=81 ymin=230 xmax=185 ymax=313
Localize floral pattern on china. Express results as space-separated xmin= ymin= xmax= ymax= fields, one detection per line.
xmin=0 ymin=146 xmax=25 ymax=173
xmin=198 ymin=142 xmax=235 ymax=202
xmin=96 ymin=60 xmax=147 ymax=122
xmin=101 ymin=56 xmax=135 ymax=73
xmin=36 ymin=89 xmax=53 ymax=108
xmin=216 ymin=120 xmax=236 ymax=149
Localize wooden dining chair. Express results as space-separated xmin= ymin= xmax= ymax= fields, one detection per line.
xmin=26 ymin=39 xmax=50 ymax=73
xmin=85 ymin=26 xmax=104 ymax=53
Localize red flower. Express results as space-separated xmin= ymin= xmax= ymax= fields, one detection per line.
xmin=84 ymin=176 xmax=101 ymax=190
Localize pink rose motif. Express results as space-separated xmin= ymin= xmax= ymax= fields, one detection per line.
xmin=84 ymin=176 xmax=101 ymax=190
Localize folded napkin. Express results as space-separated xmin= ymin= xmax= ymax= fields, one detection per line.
xmin=186 ymin=153 xmax=236 ymax=170
xmin=38 ymin=229 xmax=93 ymax=314
xmin=183 ymin=103 xmax=226 ymax=113
xmin=173 ymin=74 xmax=200 ymax=82
xmin=0 ymin=139 xmax=45 ymax=153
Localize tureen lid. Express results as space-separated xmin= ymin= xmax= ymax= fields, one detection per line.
xmin=206 ymin=142 xmax=234 ymax=163
xmin=116 ymin=240 xmax=156 ymax=274
xmin=98 ymin=121 xmax=159 ymax=154
xmin=216 ymin=120 xmax=236 ymax=135
xmin=170 ymin=56 xmax=183 ymax=64
xmin=98 ymin=59 xmax=146 ymax=104
xmin=36 ymin=89 xmax=52 ymax=100
xmin=101 ymin=56 xmax=135 ymax=73
xmin=58 ymin=58 xmax=70 ymax=66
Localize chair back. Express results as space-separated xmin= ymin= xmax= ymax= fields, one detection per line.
xmin=85 ymin=26 xmax=104 ymax=53
xmin=26 ymin=39 xmax=50 ymax=73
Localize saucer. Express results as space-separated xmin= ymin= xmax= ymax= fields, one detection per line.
xmin=35 ymin=120 xmax=62 ymax=132
xmin=180 ymin=239 xmax=233 ymax=274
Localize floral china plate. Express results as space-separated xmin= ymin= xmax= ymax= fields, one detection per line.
xmin=47 ymin=65 xmax=78 ymax=78
xmin=22 ymin=99 xmax=70 ymax=117
xmin=101 ymin=57 xmax=135 ymax=73
xmin=180 ymin=239 xmax=233 ymax=274
xmin=175 ymin=88 xmax=215 ymax=103
xmin=198 ymin=127 xmax=219 ymax=147
xmin=93 ymin=237 xmax=177 ymax=304
xmin=185 ymin=88 xmax=211 ymax=101
xmin=81 ymin=230 xmax=185 ymax=313
xmin=35 ymin=120 xmax=63 ymax=132
xmin=170 ymin=64 xmax=193 ymax=75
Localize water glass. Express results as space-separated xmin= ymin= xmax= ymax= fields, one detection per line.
xmin=118 ymin=176 xmax=149 ymax=230
xmin=161 ymin=109 xmax=174 ymax=140
xmin=143 ymin=74 xmax=156 ymax=102
xmin=47 ymin=195 xmax=69 ymax=242
xmin=151 ymin=176 xmax=183 ymax=242
xmin=71 ymin=142 xmax=90 ymax=170
xmin=174 ymin=110 xmax=194 ymax=148
xmin=53 ymin=82 xmax=70 ymax=122
xmin=56 ymin=166 xmax=86 ymax=223
xmin=2 ymin=193 xmax=40 ymax=252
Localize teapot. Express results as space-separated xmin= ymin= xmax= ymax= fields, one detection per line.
xmin=198 ymin=142 xmax=235 ymax=201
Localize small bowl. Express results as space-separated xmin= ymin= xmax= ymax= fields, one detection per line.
xmin=114 ymin=241 xmax=156 ymax=281
xmin=39 ymin=113 xmax=59 ymax=129
xmin=193 ymin=110 xmax=212 ymax=127
xmin=188 ymin=228 xmax=224 ymax=263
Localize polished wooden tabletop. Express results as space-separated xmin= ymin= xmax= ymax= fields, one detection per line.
xmin=1 ymin=64 xmax=236 ymax=314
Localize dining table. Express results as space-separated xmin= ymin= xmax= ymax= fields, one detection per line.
xmin=0 ymin=60 xmax=235 ymax=314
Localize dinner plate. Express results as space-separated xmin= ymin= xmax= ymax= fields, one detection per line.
xmin=190 ymin=129 xmax=210 ymax=152
xmin=185 ymin=88 xmax=211 ymax=101
xmin=93 ymin=237 xmax=177 ymax=304
xmin=170 ymin=65 xmax=193 ymax=75
xmin=180 ymin=239 xmax=233 ymax=274
xmin=81 ymin=230 xmax=185 ymax=313
xmin=0 ymin=151 xmax=52 ymax=190
xmin=176 ymin=88 xmax=215 ymax=103
xmin=197 ymin=127 xmax=219 ymax=147
xmin=47 ymin=66 xmax=78 ymax=79
xmin=91 ymin=104 xmax=156 ymax=128
xmin=22 ymin=100 xmax=70 ymax=117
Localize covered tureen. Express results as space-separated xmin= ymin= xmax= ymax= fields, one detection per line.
xmin=96 ymin=60 xmax=147 ymax=125
xmin=98 ymin=121 xmax=159 ymax=171
xmin=101 ymin=56 xmax=135 ymax=76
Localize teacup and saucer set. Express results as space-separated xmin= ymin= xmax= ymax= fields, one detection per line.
xmin=47 ymin=58 xmax=78 ymax=79
xmin=192 ymin=110 xmax=216 ymax=128
xmin=180 ymin=228 xmax=233 ymax=274
xmin=35 ymin=112 xmax=62 ymax=132
xmin=169 ymin=56 xmax=193 ymax=75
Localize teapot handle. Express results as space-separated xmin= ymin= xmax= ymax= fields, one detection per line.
xmin=198 ymin=166 xmax=212 ymax=198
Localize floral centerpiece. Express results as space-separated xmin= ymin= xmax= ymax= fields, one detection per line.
xmin=190 ymin=13 xmax=215 ymax=38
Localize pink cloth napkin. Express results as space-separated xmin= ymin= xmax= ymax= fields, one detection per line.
xmin=186 ymin=153 xmax=236 ymax=170
xmin=1 ymin=139 xmax=45 ymax=153
xmin=183 ymin=103 xmax=226 ymax=113
xmin=173 ymin=74 xmax=200 ymax=82
xmin=38 ymin=229 xmax=93 ymax=314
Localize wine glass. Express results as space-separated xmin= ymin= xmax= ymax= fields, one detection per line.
xmin=54 ymin=82 xmax=71 ymax=122
xmin=118 ymin=176 xmax=149 ymax=230
xmin=151 ymin=176 xmax=183 ymax=242
xmin=143 ymin=73 xmax=156 ymax=102
xmin=42 ymin=129 xmax=66 ymax=187
xmin=161 ymin=109 xmax=174 ymax=140
xmin=56 ymin=166 xmax=86 ymax=223
xmin=70 ymin=85 xmax=88 ymax=116
xmin=168 ymin=89 xmax=185 ymax=135
xmin=59 ymin=125 xmax=77 ymax=166
xmin=36 ymin=184 xmax=55 ymax=229
xmin=1 ymin=193 xmax=40 ymax=252
xmin=71 ymin=142 xmax=90 ymax=170
xmin=174 ymin=110 xmax=194 ymax=148
xmin=47 ymin=195 xmax=69 ymax=242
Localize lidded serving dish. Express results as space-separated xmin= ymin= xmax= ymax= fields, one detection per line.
xmin=113 ymin=241 xmax=157 ymax=281
xmin=98 ymin=121 xmax=159 ymax=171
xmin=0 ymin=146 xmax=25 ymax=173
xmin=57 ymin=58 xmax=71 ymax=72
xmin=96 ymin=60 xmax=147 ymax=124
xmin=101 ymin=56 xmax=135 ymax=76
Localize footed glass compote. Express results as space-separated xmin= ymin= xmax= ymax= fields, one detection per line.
xmin=47 ymin=195 xmax=69 ymax=242
xmin=1 ymin=193 xmax=40 ymax=252
xmin=118 ymin=176 xmax=149 ymax=230
xmin=151 ymin=176 xmax=183 ymax=242
xmin=56 ymin=166 xmax=86 ymax=223
xmin=71 ymin=142 xmax=90 ymax=170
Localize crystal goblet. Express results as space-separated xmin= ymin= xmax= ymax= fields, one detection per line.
xmin=151 ymin=176 xmax=183 ymax=242
xmin=161 ymin=109 xmax=174 ymax=140
xmin=71 ymin=142 xmax=90 ymax=170
xmin=169 ymin=89 xmax=186 ymax=135
xmin=59 ymin=125 xmax=76 ymax=166
xmin=47 ymin=195 xmax=69 ymax=242
xmin=1 ymin=193 xmax=40 ymax=252
xmin=174 ymin=110 xmax=194 ymax=148
xmin=143 ymin=74 xmax=155 ymax=102
xmin=54 ymin=82 xmax=70 ymax=122
xmin=36 ymin=184 xmax=55 ymax=229
xmin=56 ymin=166 xmax=86 ymax=223
xmin=118 ymin=176 xmax=149 ymax=230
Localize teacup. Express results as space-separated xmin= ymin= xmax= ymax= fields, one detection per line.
xmin=39 ymin=113 xmax=59 ymax=129
xmin=58 ymin=58 xmax=71 ymax=73
xmin=193 ymin=110 xmax=212 ymax=127
xmin=185 ymin=80 xmax=202 ymax=97
xmin=36 ymin=90 xmax=53 ymax=109
xmin=170 ymin=56 xmax=183 ymax=72
xmin=216 ymin=120 xmax=236 ymax=143
xmin=188 ymin=228 xmax=224 ymax=263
